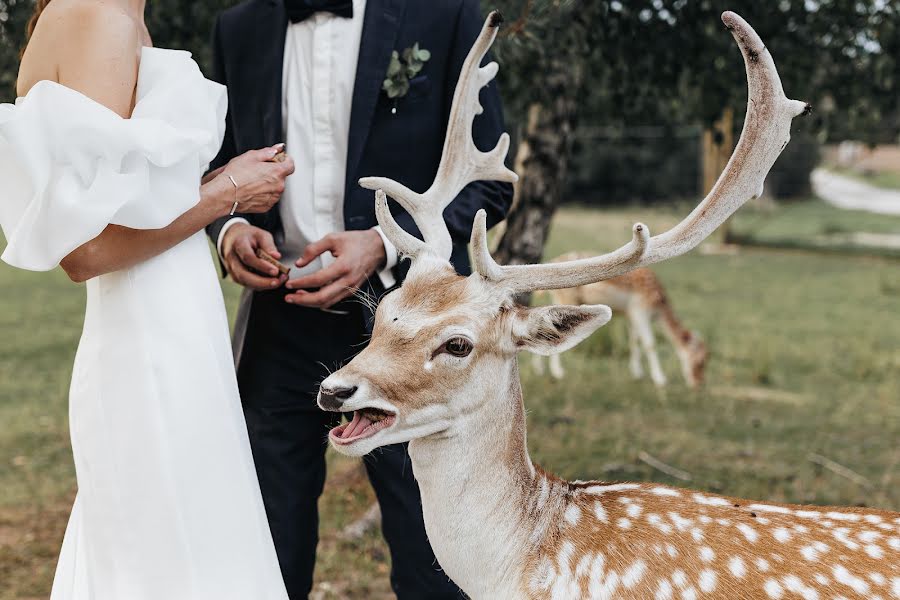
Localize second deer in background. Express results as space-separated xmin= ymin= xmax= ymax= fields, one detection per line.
xmin=534 ymin=256 xmax=708 ymax=388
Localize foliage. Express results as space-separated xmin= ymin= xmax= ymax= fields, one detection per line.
xmin=490 ymin=0 xmax=898 ymax=143
xmin=383 ymin=43 xmax=431 ymax=99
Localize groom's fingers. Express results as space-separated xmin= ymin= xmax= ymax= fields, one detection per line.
xmin=226 ymin=257 xmax=283 ymax=289
xmin=285 ymin=277 xmax=356 ymax=308
xmin=285 ymin=261 xmax=345 ymax=290
xmin=234 ymin=240 xmax=280 ymax=277
xmin=294 ymin=236 xmax=334 ymax=269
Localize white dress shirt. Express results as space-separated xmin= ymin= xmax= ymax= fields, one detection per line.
xmin=219 ymin=0 xmax=397 ymax=288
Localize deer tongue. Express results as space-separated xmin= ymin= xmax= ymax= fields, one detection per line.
xmin=341 ymin=411 xmax=374 ymax=439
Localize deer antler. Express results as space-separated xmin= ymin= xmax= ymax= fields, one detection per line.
xmin=361 ymin=11 xmax=519 ymax=261
xmin=472 ymin=11 xmax=810 ymax=293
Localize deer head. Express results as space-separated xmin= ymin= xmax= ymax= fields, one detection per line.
xmin=317 ymin=10 xmax=808 ymax=458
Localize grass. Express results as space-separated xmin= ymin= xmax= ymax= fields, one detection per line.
xmin=727 ymin=197 xmax=900 ymax=257
xmin=2 ymin=206 xmax=899 ymax=598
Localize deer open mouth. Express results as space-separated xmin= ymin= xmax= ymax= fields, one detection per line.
xmin=330 ymin=407 xmax=397 ymax=445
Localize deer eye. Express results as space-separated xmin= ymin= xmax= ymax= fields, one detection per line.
xmin=442 ymin=336 xmax=473 ymax=358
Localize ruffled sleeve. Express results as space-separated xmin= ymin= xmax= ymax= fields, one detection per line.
xmin=0 ymin=48 xmax=226 ymax=271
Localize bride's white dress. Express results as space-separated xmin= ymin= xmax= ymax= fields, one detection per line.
xmin=0 ymin=48 xmax=289 ymax=599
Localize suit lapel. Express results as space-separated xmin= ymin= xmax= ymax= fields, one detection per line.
xmin=256 ymin=0 xmax=288 ymax=146
xmin=344 ymin=0 xmax=407 ymax=200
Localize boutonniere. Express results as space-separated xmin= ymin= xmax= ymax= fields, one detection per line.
xmin=383 ymin=43 xmax=431 ymax=114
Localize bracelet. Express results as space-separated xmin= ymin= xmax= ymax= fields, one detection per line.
xmin=227 ymin=174 xmax=240 ymax=215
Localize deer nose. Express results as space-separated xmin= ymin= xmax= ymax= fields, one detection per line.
xmin=318 ymin=384 xmax=358 ymax=411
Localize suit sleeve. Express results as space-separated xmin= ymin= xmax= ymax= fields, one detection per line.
xmin=205 ymin=14 xmax=249 ymax=252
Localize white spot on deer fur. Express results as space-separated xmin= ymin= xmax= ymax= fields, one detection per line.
xmin=758 ymin=516 xmax=771 ymax=525
xmin=870 ymin=573 xmax=886 ymax=586
xmin=795 ymin=510 xmax=821 ymax=520
xmin=866 ymin=544 xmax=885 ymax=559
xmin=564 ymin=504 xmax=581 ymax=526
xmin=716 ymin=518 xmax=732 ymax=526
xmin=783 ymin=574 xmax=820 ymax=600
xmin=656 ymin=579 xmax=674 ymax=600
xmin=737 ymin=523 xmax=759 ymax=542
xmin=593 ymin=570 xmax=620 ymax=600
xmin=575 ymin=554 xmax=592 ymax=578
xmin=584 ymin=483 xmax=640 ymax=494
xmin=794 ymin=524 xmax=810 ymax=534
xmin=699 ymin=515 xmax=712 ymax=524
xmin=594 ymin=501 xmax=608 ymax=523
xmin=749 ymin=504 xmax=792 ymax=515
xmin=699 ymin=570 xmax=716 ymax=592
xmin=833 ymin=565 xmax=870 ymax=595
xmin=859 ymin=530 xmax=882 ymax=543
xmin=890 ymin=577 xmax=900 ymax=598
xmin=618 ymin=518 xmax=632 ymax=530
xmin=887 ymin=537 xmax=900 ymax=550
xmin=833 ymin=527 xmax=861 ymax=550
xmin=756 ymin=558 xmax=771 ymax=572
xmin=699 ymin=546 xmax=715 ymax=562
xmin=672 ymin=570 xmax=687 ymax=588
xmin=652 ymin=487 xmax=681 ymax=497
xmin=627 ymin=503 xmax=643 ymax=519
xmin=681 ymin=586 xmax=697 ymax=600
xmin=865 ymin=515 xmax=884 ymax=525
xmin=693 ymin=494 xmax=730 ymax=506
xmin=622 ymin=560 xmax=646 ymax=589
xmin=814 ymin=573 xmax=829 ymax=586
xmin=773 ymin=527 xmax=792 ymax=543
xmin=667 ymin=543 xmax=678 ymax=558
xmin=691 ymin=528 xmax=704 ymax=543
xmin=801 ymin=541 xmax=830 ymax=561
xmin=764 ymin=578 xmax=784 ymax=598
xmin=648 ymin=514 xmax=674 ymax=535
xmin=669 ymin=512 xmax=693 ymax=531
xmin=827 ymin=511 xmax=861 ymax=522
xmin=729 ymin=556 xmax=747 ymax=578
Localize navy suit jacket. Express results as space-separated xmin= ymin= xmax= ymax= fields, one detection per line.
xmin=206 ymin=0 xmax=514 ymax=286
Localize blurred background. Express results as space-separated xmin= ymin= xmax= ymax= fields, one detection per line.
xmin=1 ymin=1 xmax=898 ymax=598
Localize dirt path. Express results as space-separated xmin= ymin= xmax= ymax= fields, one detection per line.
xmin=812 ymin=168 xmax=900 ymax=216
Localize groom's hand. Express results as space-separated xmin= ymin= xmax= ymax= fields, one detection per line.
xmin=284 ymin=230 xmax=386 ymax=308
xmin=222 ymin=223 xmax=288 ymax=290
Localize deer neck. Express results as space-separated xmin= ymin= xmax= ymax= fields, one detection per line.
xmin=407 ymin=359 xmax=559 ymax=597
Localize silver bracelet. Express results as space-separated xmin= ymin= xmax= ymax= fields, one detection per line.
xmin=227 ymin=174 xmax=240 ymax=215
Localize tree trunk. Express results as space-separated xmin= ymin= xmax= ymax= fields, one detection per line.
xmin=494 ymin=64 xmax=582 ymax=305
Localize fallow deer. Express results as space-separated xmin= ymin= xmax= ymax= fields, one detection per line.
xmin=317 ymin=11 xmax=899 ymax=600
xmin=533 ymin=262 xmax=708 ymax=387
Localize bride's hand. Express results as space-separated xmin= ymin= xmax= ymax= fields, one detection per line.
xmin=218 ymin=145 xmax=295 ymax=215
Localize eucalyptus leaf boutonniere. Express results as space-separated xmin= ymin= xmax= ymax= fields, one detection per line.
xmin=383 ymin=43 xmax=431 ymax=114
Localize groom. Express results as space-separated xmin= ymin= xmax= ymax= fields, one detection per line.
xmin=206 ymin=0 xmax=513 ymax=598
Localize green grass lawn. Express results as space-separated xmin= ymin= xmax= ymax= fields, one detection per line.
xmin=2 ymin=206 xmax=899 ymax=598
xmin=728 ymin=197 xmax=900 ymax=256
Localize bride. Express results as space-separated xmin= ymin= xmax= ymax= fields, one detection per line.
xmin=0 ymin=0 xmax=293 ymax=598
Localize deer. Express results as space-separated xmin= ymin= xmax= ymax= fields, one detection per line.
xmin=532 ymin=262 xmax=708 ymax=388
xmin=316 ymin=11 xmax=900 ymax=600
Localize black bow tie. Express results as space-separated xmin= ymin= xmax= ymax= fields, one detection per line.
xmin=285 ymin=0 xmax=353 ymax=24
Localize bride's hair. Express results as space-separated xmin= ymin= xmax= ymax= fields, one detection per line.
xmin=21 ymin=0 xmax=52 ymax=56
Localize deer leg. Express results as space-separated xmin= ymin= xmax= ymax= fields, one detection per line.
xmin=631 ymin=309 xmax=667 ymax=387
xmin=627 ymin=318 xmax=644 ymax=379
xmin=532 ymin=353 xmax=545 ymax=376
xmin=548 ymin=352 xmax=565 ymax=380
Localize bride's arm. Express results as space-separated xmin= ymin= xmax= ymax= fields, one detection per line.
xmin=52 ymin=7 xmax=293 ymax=283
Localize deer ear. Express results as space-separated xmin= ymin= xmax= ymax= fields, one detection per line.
xmin=510 ymin=305 xmax=612 ymax=356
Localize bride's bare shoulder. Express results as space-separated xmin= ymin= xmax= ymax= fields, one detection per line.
xmin=19 ymin=0 xmax=142 ymax=116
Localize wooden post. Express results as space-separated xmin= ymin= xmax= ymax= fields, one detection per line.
xmin=701 ymin=107 xmax=735 ymax=242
